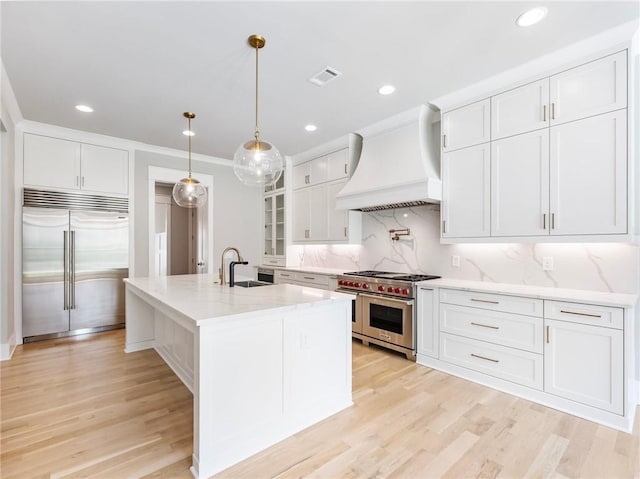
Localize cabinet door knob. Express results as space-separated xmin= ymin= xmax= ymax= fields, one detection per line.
xmin=543 ymin=104 xmax=547 ymax=122
xmin=551 ymin=102 xmax=556 ymax=120
xmin=543 ymin=213 xmax=547 ymax=230
xmin=443 ymin=134 xmax=447 ymax=148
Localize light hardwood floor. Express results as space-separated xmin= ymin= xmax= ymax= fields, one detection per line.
xmin=1 ymin=330 xmax=638 ymax=478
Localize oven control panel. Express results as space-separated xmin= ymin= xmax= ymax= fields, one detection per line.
xmin=337 ymin=279 xmax=413 ymax=298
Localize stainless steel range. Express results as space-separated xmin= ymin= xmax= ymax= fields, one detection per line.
xmin=336 ymin=271 xmax=440 ymax=360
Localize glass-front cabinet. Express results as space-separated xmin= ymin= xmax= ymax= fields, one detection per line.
xmin=263 ymin=173 xmax=286 ymax=266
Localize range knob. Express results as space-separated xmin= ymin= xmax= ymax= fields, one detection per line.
xmin=387 ymin=287 xmax=393 ymax=293
xmin=354 ymin=282 xmax=361 ymax=288
xmin=394 ymin=287 xmax=400 ymax=294
xmin=338 ymin=280 xmax=344 ymax=286
xmin=362 ymin=283 xmax=369 ymax=289
xmin=347 ymin=281 xmax=354 ymax=287
xmin=402 ymin=288 xmax=409 ymax=295
xmin=378 ymin=285 xmax=384 ymax=292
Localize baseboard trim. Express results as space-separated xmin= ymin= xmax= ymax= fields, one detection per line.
xmin=124 ymin=339 xmax=155 ymax=353
xmin=1 ymin=332 xmax=17 ymax=361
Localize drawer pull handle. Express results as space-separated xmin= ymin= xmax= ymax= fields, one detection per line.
xmin=471 ymin=353 xmax=499 ymax=363
xmin=303 ymin=276 xmax=315 ymax=280
xmin=471 ymin=322 xmax=499 ymax=330
xmin=560 ymin=310 xmax=602 ymax=318
xmin=470 ymin=298 xmax=499 ymax=305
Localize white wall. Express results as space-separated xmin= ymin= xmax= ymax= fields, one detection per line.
xmin=291 ymin=205 xmax=640 ymax=295
xmin=0 ymin=60 xmax=21 ymax=359
xmin=133 ymin=150 xmax=261 ymax=280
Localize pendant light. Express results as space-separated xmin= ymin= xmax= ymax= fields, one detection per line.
xmin=172 ymin=112 xmax=207 ymax=208
xmin=233 ymin=34 xmax=284 ymax=187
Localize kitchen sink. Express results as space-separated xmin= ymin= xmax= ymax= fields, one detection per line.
xmin=234 ymin=280 xmax=271 ymax=288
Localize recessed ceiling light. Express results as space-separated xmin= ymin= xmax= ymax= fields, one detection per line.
xmin=75 ymin=104 xmax=93 ymax=113
xmin=305 ymin=124 xmax=318 ymax=132
xmin=378 ymin=85 xmax=396 ymax=95
xmin=516 ymin=7 xmax=548 ymax=27
xmin=182 ymin=130 xmax=195 ymax=136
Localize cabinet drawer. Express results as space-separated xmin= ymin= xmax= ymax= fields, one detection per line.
xmin=294 ymin=272 xmax=330 ymax=287
xmin=440 ymin=333 xmax=543 ymax=390
xmin=275 ymin=270 xmax=330 ymax=289
xmin=544 ymin=301 xmax=623 ymax=329
xmin=439 ymin=289 xmax=543 ymax=317
xmin=440 ymin=304 xmax=543 ymax=353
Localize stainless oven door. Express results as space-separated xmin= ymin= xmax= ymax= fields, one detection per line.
xmin=335 ymin=288 xmax=360 ymax=334
xmin=360 ymin=293 xmax=414 ymax=349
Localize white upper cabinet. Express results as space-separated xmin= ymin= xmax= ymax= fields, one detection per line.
xmin=80 ymin=144 xmax=128 ymax=194
xmin=442 ymin=143 xmax=490 ymax=238
xmin=549 ymin=50 xmax=627 ymax=126
xmin=326 ymin=180 xmax=348 ymax=241
xmin=442 ymin=99 xmax=490 ymax=152
xmin=441 ymin=49 xmax=629 ymax=242
xmin=292 ymin=188 xmax=310 ymax=242
xmin=292 ymin=147 xmax=360 ymax=244
xmin=24 ymin=133 xmax=129 ymax=195
xmin=549 ymin=109 xmax=627 ymax=235
xmin=24 ymin=134 xmax=80 ymax=190
xmin=491 ymin=129 xmax=549 ymax=237
xmin=292 ymin=185 xmax=328 ymax=242
xmin=326 ymin=148 xmax=350 ymax=182
xmin=292 ymin=156 xmax=328 ymax=189
xmin=491 ymin=79 xmax=549 ymax=140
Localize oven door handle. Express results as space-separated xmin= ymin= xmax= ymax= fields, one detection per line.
xmin=359 ymin=292 xmax=414 ymax=306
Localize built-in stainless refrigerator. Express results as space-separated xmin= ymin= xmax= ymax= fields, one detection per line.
xmin=22 ymin=190 xmax=128 ymax=341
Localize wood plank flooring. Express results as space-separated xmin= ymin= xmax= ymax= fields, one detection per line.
xmin=1 ymin=329 xmax=638 ymax=478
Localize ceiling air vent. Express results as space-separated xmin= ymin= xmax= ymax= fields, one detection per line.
xmin=308 ymin=67 xmax=342 ymax=87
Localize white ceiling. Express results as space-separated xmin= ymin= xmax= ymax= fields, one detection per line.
xmin=2 ymin=1 xmax=639 ymax=160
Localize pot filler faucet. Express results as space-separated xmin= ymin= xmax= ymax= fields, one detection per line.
xmin=219 ymin=247 xmax=247 ymax=287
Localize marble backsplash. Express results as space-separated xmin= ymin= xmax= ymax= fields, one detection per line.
xmin=289 ymin=205 xmax=640 ymax=294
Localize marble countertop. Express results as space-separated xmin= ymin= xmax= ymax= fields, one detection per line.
xmin=417 ymin=278 xmax=638 ymax=308
xmin=260 ymin=265 xmax=349 ymax=276
xmin=124 ymin=274 xmax=352 ymax=325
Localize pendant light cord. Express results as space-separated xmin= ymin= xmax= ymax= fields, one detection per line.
xmin=188 ymin=116 xmax=192 ymax=178
xmin=254 ymin=43 xmax=260 ymax=143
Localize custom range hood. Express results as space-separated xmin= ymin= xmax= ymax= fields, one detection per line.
xmin=336 ymin=104 xmax=441 ymax=211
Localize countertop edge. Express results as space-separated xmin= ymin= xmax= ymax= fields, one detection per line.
xmin=416 ymin=278 xmax=638 ymax=308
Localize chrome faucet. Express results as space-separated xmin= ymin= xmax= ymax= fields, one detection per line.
xmin=219 ymin=247 xmax=243 ymax=286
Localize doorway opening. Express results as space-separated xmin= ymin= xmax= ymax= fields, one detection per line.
xmin=147 ymin=166 xmax=213 ymax=278
xmin=154 ymin=183 xmax=197 ymax=276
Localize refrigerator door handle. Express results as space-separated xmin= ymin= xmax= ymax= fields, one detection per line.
xmin=63 ymin=230 xmax=69 ymax=310
xmin=70 ymin=230 xmax=76 ymax=309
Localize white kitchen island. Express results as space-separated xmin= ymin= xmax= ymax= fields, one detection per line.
xmin=124 ymin=274 xmax=353 ymax=479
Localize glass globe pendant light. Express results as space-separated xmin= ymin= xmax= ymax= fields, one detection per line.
xmin=233 ymin=34 xmax=284 ymax=187
xmin=172 ymin=112 xmax=207 ymax=208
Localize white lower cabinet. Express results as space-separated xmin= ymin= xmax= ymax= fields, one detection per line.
xmin=440 ymin=333 xmax=543 ymax=390
xmin=417 ymin=288 xmax=437 ymax=359
xmin=436 ymin=290 xmax=543 ymax=390
xmin=417 ymin=286 xmax=630 ymax=430
xmin=544 ymin=318 xmax=623 ymax=415
xmin=275 ymin=269 xmax=336 ymax=291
